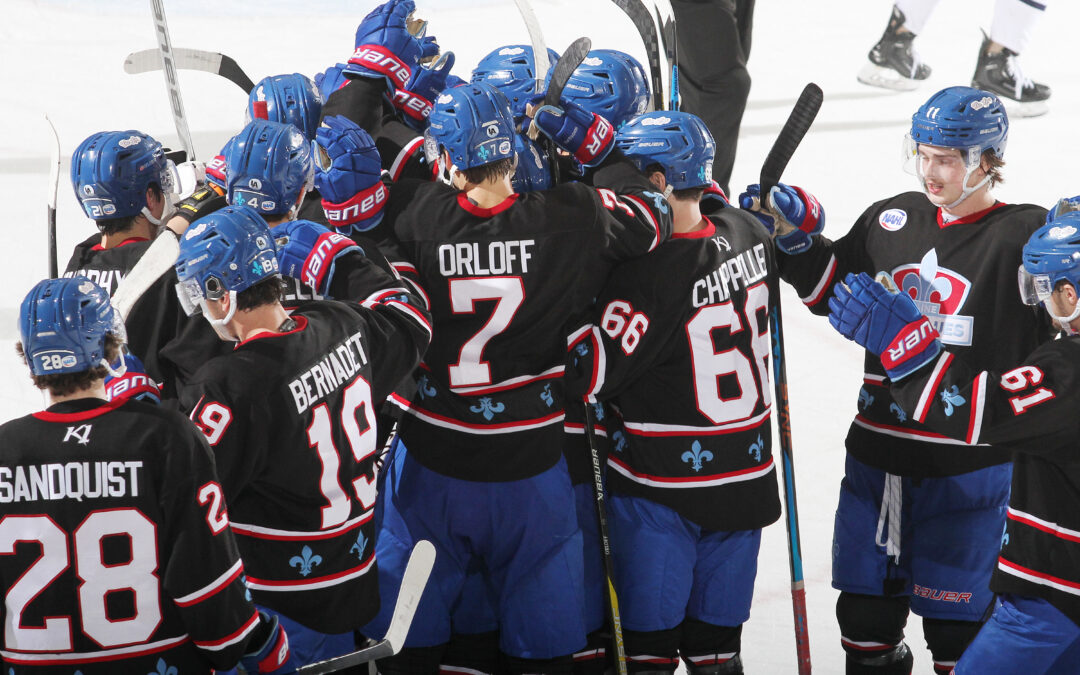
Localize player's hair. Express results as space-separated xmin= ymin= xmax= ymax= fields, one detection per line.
xmin=460 ymin=157 xmax=516 ymax=186
xmin=16 ymin=333 xmax=123 ymax=396
xmin=982 ymin=149 xmax=1004 ymax=187
xmin=94 ymin=183 xmax=164 ymax=236
xmin=235 ymin=276 xmax=286 ymax=312
xmin=674 ymin=186 xmax=706 ymax=202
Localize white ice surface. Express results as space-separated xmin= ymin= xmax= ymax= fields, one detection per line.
xmin=2 ymin=0 xmax=1079 ymax=671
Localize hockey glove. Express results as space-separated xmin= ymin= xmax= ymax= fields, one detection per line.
xmin=271 ymin=219 xmax=363 ymax=297
xmin=529 ymin=98 xmax=614 ymax=167
xmin=238 ymin=611 xmax=290 ymax=674
xmin=738 ymin=183 xmax=824 ymax=255
xmin=394 ymin=52 xmax=460 ymax=132
xmin=104 ymin=354 xmax=161 ymax=405
xmin=345 ymin=0 xmax=440 ymax=94
xmin=175 ymin=186 xmax=228 ymax=225
xmin=205 ymin=154 xmax=228 ymax=196
xmin=314 ymin=116 xmax=388 ymax=233
xmin=315 ymin=63 xmax=351 ymax=100
xmin=828 ymin=272 xmax=941 ymax=381
xmin=701 ymin=180 xmax=730 ymax=213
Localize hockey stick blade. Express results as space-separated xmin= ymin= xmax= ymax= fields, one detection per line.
xmin=296 ymin=540 xmax=436 ymax=675
xmin=46 ymin=115 xmax=60 ymax=279
xmin=545 ymin=36 xmax=591 ymax=107
xmin=759 ymin=83 xmax=823 ymax=197
xmin=124 ymin=47 xmax=255 ymax=93
xmin=511 ymin=0 xmax=550 ymax=90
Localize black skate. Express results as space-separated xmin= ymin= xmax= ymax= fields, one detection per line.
xmin=857 ymin=6 xmax=932 ymax=91
xmin=971 ymin=31 xmax=1051 ymax=118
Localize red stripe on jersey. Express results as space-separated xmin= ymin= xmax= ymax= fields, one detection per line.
xmin=390 ymin=137 xmax=425 ymax=182
xmin=456 ymin=192 xmax=519 ymax=217
xmin=914 ymin=352 xmax=954 ymax=424
xmin=174 ymin=559 xmax=245 ymax=607
xmin=2 ymin=635 xmax=189 ymax=665
xmin=90 ymin=236 xmax=149 ymax=251
xmin=937 ymin=202 xmax=1005 ymax=228
xmin=609 ymin=454 xmax=773 ymax=485
xmin=997 ymin=556 xmax=1080 ymax=594
xmin=620 ymin=194 xmax=661 ymax=251
xmin=405 ymin=404 xmax=565 ymax=432
xmin=622 ymin=407 xmax=770 ymax=437
xmin=1007 ymin=508 xmax=1080 ymax=544
xmin=671 ymin=220 xmax=717 ymax=239
xmin=193 ymin=610 xmax=260 ymax=650
xmin=449 ymin=367 xmax=564 ymax=396
xmin=966 ymin=373 xmax=986 ymax=445
xmin=33 ymin=398 xmax=126 ymax=422
xmin=853 ymin=414 xmax=969 ymax=444
xmin=802 ymin=255 xmax=837 ymax=307
xmin=231 ymin=510 xmax=371 ymax=541
xmin=246 ymin=553 xmax=375 ymax=589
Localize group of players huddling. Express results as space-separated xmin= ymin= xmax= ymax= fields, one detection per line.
xmin=4 ymin=0 xmax=1080 ymax=673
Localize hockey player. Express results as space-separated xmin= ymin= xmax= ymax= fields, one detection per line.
xmin=826 ymin=208 xmax=1080 ymax=674
xmin=568 ymin=111 xmax=786 ymax=674
xmin=173 ymin=205 xmax=431 ymax=668
xmin=858 ymin=1 xmax=1051 ymax=116
xmin=2 ymin=276 xmax=288 ymax=674
xmin=740 ymin=85 xmax=1050 ymax=674
xmin=247 ymin=73 xmax=324 ymax=141
xmin=362 ymin=82 xmax=671 ymax=674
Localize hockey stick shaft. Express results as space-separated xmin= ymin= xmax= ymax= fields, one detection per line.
xmin=534 ymin=36 xmax=591 ymax=185
xmin=295 ymin=540 xmax=436 ymax=674
xmin=609 ymin=0 xmax=677 ymax=110
xmin=46 ymin=115 xmax=60 ymax=279
xmin=511 ymin=0 xmax=550 ymax=89
xmin=149 ymin=0 xmax=196 ymax=160
xmin=124 ymin=47 xmax=255 ymax=93
xmin=582 ymin=399 xmax=628 ymax=675
xmin=761 ymin=82 xmax=822 ymax=675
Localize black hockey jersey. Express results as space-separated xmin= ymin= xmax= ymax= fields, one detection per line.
xmin=64 ymin=234 xmax=189 ymax=396
xmin=0 ymin=398 xmax=259 ymax=674
xmin=179 ymin=275 xmax=430 ymax=634
xmin=890 ymin=337 xmax=1080 ymax=625
xmin=572 ymin=210 xmax=781 ymax=530
xmin=382 ymin=158 xmax=672 ymax=482
xmin=780 ymin=193 xmax=1050 ymax=476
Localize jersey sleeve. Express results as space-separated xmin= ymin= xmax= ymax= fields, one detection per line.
xmin=159 ymin=416 xmax=261 ymax=669
xmin=588 ymin=152 xmax=674 ymax=260
xmin=889 ymin=342 xmax=1080 ymax=457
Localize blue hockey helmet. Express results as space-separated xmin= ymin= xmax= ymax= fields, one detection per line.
xmin=424 ymin=82 xmax=516 ymax=171
xmin=616 ymin=111 xmax=715 ymax=190
xmin=247 ymin=73 xmax=324 ymax=141
xmin=70 ymin=130 xmax=175 ymax=221
xmin=563 ymin=49 xmax=650 ymax=128
xmin=471 ymin=44 xmax=560 ymax=118
xmin=510 ymin=133 xmax=552 ymax=193
xmin=174 ymin=206 xmax=279 ymax=325
xmin=19 ymin=276 xmax=125 ymax=376
xmin=907 ymin=86 xmax=1008 ymax=167
xmin=224 ymin=119 xmax=314 ymax=217
xmin=315 ymin=63 xmax=351 ymax=101
xmin=1019 ymin=210 xmax=1080 ymax=330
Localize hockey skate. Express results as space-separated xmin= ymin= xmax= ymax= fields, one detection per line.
xmin=857 ymin=6 xmax=932 ymax=91
xmin=971 ymin=32 xmax=1051 ymax=118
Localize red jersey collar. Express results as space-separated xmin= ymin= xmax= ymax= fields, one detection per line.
xmin=236 ymin=315 xmax=309 ymax=348
xmin=456 ymin=192 xmax=519 ymax=217
xmin=33 ymin=397 xmax=124 ymax=422
xmin=937 ymin=202 xmax=1005 ymax=228
xmin=671 ymin=218 xmax=717 ymax=239
xmin=91 ymin=236 xmax=150 ymax=251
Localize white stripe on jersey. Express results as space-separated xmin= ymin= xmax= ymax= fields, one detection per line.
xmin=174 ymin=558 xmax=244 ymax=607
xmin=230 ymin=510 xmax=371 ymax=540
xmin=245 ymin=555 xmax=375 ymax=592
xmin=403 ymin=406 xmax=565 ymax=434
xmin=2 ymin=634 xmax=189 ymax=664
xmin=622 ymin=407 xmax=770 ymax=437
xmin=853 ymin=415 xmax=989 ymax=446
xmin=800 ymin=254 xmax=837 ymax=306
xmin=998 ymin=557 xmax=1080 ymax=596
xmin=608 ymin=455 xmax=775 ymax=489
xmin=967 ymin=372 xmax=987 ymax=445
xmin=914 ymin=352 xmax=954 ymax=423
xmin=448 ymin=365 xmax=564 ymax=396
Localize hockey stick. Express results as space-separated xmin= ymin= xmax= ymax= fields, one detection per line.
xmin=124 ymin=47 xmax=255 ymax=94
xmin=111 ymin=231 xmax=180 ymax=320
xmin=149 ymin=0 xmax=196 ymax=160
xmin=528 ymin=36 xmax=592 ymax=185
xmin=610 ymin=0 xmax=677 ymax=110
xmin=760 ymin=82 xmax=823 ymax=675
xmin=582 ymin=400 xmax=628 ymax=675
xmin=46 ymin=115 xmax=60 ymax=279
xmin=511 ymin=0 xmax=550 ymax=88
xmin=295 ymin=540 xmax=436 ymax=674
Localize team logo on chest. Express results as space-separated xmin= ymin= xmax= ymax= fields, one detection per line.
xmin=885 ymin=249 xmax=974 ymax=346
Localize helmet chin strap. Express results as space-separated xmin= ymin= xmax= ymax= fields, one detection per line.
xmin=204 ymin=291 xmax=240 ymax=342
xmin=941 ymin=166 xmax=992 ymax=210
xmin=1047 ymin=299 xmax=1080 ymax=336
xmin=142 ymin=193 xmax=179 ymax=227
xmin=101 ymin=355 xmax=128 ymax=378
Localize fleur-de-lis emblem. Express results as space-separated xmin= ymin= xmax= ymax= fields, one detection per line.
xmin=148 ymin=658 xmax=178 ymax=675
xmin=681 ymin=441 xmax=714 ymax=473
xmin=417 ymin=374 xmax=437 ymax=400
xmin=540 ymin=383 xmax=553 ymax=407
xmin=643 ymin=190 xmax=669 ymax=214
xmin=612 ymin=430 xmax=628 ymax=453
xmin=748 ymin=434 xmax=764 ymax=462
xmin=889 ymin=403 xmax=907 ymax=423
xmin=469 ymin=397 xmax=506 ymax=421
xmin=350 ymin=532 xmax=368 ymax=559
xmin=592 ymin=402 xmax=604 ymax=421
xmin=289 ymin=545 xmax=323 ymax=577
xmin=902 ymin=249 xmax=952 ymax=314
xmin=858 ymin=387 xmax=875 ymax=410
xmin=940 ymin=385 xmax=966 ymax=417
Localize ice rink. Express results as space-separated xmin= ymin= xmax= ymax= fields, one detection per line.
xmin=2 ymin=0 xmax=1080 ymax=671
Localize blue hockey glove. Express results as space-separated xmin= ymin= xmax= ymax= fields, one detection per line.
xmin=393 ymin=52 xmax=459 ymax=132
xmin=738 ymin=183 xmax=824 ymax=255
xmin=271 ymin=220 xmax=362 ymax=297
xmin=529 ymin=97 xmax=614 ymax=167
xmin=345 ymin=0 xmax=440 ymax=94
xmin=828 ymin=272 xmax=941 ymax=381
xmin=315 ymin=63 xmax=351 ymax=100
xmin=314 ymin=116 xmax=388 ymax=233
xmin=238 ymin=611 xmax=290 ymax=674
xmin=1047 ymin=195 xmax=1080 ymax=223
xmin=104 ymin=353 xmax=161 ymax=404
